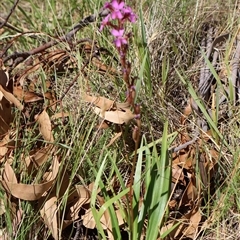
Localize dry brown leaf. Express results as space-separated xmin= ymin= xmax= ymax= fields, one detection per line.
xmin=0 ymin=97 xmax=13 ymax=137
xmin=45 ymin=50 xmax=66 ymax=62
xmin=44 ymin=91 xmax=56 ymax=101
xmin=91 ymin=57 xmax=119 ymax=75
xmin=65 ymin=185 xmax=90 ymax=222
xmin=0 ymin=85 xmax=23 ymax=111
xmin=172 ymin=164 xmax=185 ymax=183
xmin=160 ymin=220 xmax=180 ymax=239
xmin=67 ymin=185 xmax=90 ymax=205
xmin=25 ymin=145 xmax=54 ymax=168
xmin=97 ymin=196 xmax=114 ymax=240
xmin=94 ymin=107 xmax=135 ymax=124
xmin=0 ymin=70 xmax=8 ymax=89
xmin=82 ymin=209 xmax=97 ymax=229
xmin=168 ymin=207 xmax=201 ymax=239
xmin=0 ymin=147 xmax=8 ymax=157
xmin=2 ymin=161 xmax=17 ymax=183
xmin=82 ymin=196 xmax=117 ymax=238
xmin=51 ymin=112 xmax=69 ymax=120
xmin=0 ymin=132 xmax=15 ymax=157
xmin=95 ymin=121 xmax=110 ymax=129
xmin=84 ymin=94 xmax=130 ymax=110
xmin=180 ymin=178 xmax=198 ymax=206
xmin=115 ymin=209 xmax=124 ymax=226
xmin=13 ymin=86 xmax=43 ymax=103
xmin=84 ymin=95 xmax=115 ymax=111
xmin=82 ymin=208 xmax=112 ymax=231
xmin=1 ymin=157 xmax=59 ymax=201
xmin=178 ymin=148 xmax=195 ymax=169
xmin=82 ymin=209 xmax=113 ymax=231
xmin=181 ymin=101 xmax=192 ymax=125
xmin=183 ymin=207 xmax=202 ymax=238
xmin=84 ymin=94 xmax=133 ymax=124
xmin=0 ymin=67 xmax=13 ymax=138
xmin=36 ymin=110 xmax=54 ymax=142
xmin=106 ymin=132 xmax=122 ymax=147
xmin=40 ymin=196 xmax=58 ymax=240
xmin=18 ymin=61 xmax=41 ymax=86
xmin=12 ymin=209 xmax=23 ymax=236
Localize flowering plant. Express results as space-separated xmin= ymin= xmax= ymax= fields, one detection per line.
xmin=100 ymin=0 xmax=140 ymax=137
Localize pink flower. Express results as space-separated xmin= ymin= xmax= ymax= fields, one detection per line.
xmin=111 ymin=29 xmax=127 ymax=47
xmin=100 ymin=14 xmax=110 ymax=31
xmin=122 ymin=6 xmax=137 ymax=22
xmin=101 ymin=0 xmax=137 ymax=25
xmin=110 ymin=0 xmax=125 ymax=19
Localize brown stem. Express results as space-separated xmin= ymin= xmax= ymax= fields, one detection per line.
xmin=3 ymin=8 xmax=110 ymax=66
xmin=0 ymin=0 xmax=20 ymax=29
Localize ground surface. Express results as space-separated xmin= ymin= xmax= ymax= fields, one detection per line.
xmin=0 ymin=0 xmax=240 ymax=239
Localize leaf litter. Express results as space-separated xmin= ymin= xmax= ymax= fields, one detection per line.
xmin=0 ymin=3 xmax=238 ymax=240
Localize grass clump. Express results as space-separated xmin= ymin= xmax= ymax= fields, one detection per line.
xmin=0 ymin=0 xmax=240 ymax=239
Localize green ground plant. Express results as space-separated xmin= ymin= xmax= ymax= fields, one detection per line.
xmin=0 ymin=0 xmax=240 ymax=239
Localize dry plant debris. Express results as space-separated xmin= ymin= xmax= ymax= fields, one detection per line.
xmin=0 ymin=1 xmax=239 ymax=240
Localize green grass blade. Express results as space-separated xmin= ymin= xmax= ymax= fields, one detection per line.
xmin=176 ymin=69 xmax=228 ymax=147
xmin=145 ymin=121 xmax=171 ymax=240
xmin=90 ymin=155 xmax=107 ymax=240
xmin=134 ymin=6 xmax=152 ymax=96
xmin=132 ymin=136 xmax=146 ymax=240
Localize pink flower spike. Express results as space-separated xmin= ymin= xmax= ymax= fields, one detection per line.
xmin=111 ymin=29 xmax=128 ymax=47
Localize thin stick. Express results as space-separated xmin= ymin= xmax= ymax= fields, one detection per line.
xmin=3 ymin=9 xmax=110 ymax=66
xmin=0 ymin=0 xmax=20 ymax=29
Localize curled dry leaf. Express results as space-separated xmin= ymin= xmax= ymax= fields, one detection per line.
xmin=0 ymin=97 xmax=12 ymax=137
xmin=82 ymin=208 xmax=111 ymax=230
xmin=0 ymin=210 xmax=25 ymax=240
xmin=183 ymin=207 xmax=202 ymax=238
xmin=0 ymin=132 xmax=16 ymax=158
xmin=84 ymin=94 xmax=115 ymax=111
xmin=51 ymin=112 xmax=69 ymax=120
xmin=0 ymin=85 xmax=24 ymax=111
xmin=106 ymin=132 xmax=122 ymax=147
xmin=17 ymin=60 xmax=42 ymax=86
xmin=13 ymin=86 xmax=43 ymax=103
xmin=172 ymin=164 xmax=185 ymax=183
xmin=0 ymin=147 xmax=8 ymax=157
xmin=12 ymin=209 xmax=23 ymax=237
xmin=0 ymin=69 xmax=9 ymax=90
xmin=1 ymin=156 xmax=59 ymax=201
xmin=95 ymin=120 xmax=110 ymax=129
xmin=36 ymin=110 xmax=54 ymax=142
xmin=62 ymin=185 xmax=90 ymax=229
xmin=82 ymin=207 xmax=124 ymax=234
xmin=178 ymin=176 xmax=198 ymax=208
xmin=84 ymin=94 xmax=130 ymax=110
xmin=94 ymin=107 xmax=135 ymax=124
xmin=0 ymin=70 xmax=13 ymax=136
xmin=27 ymin=145 xmax=54 ymax=167
xmin=40 ymin=196 xmax=58 ymax=240
xmin=84 ymin=94 xmax=134 ymax=124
